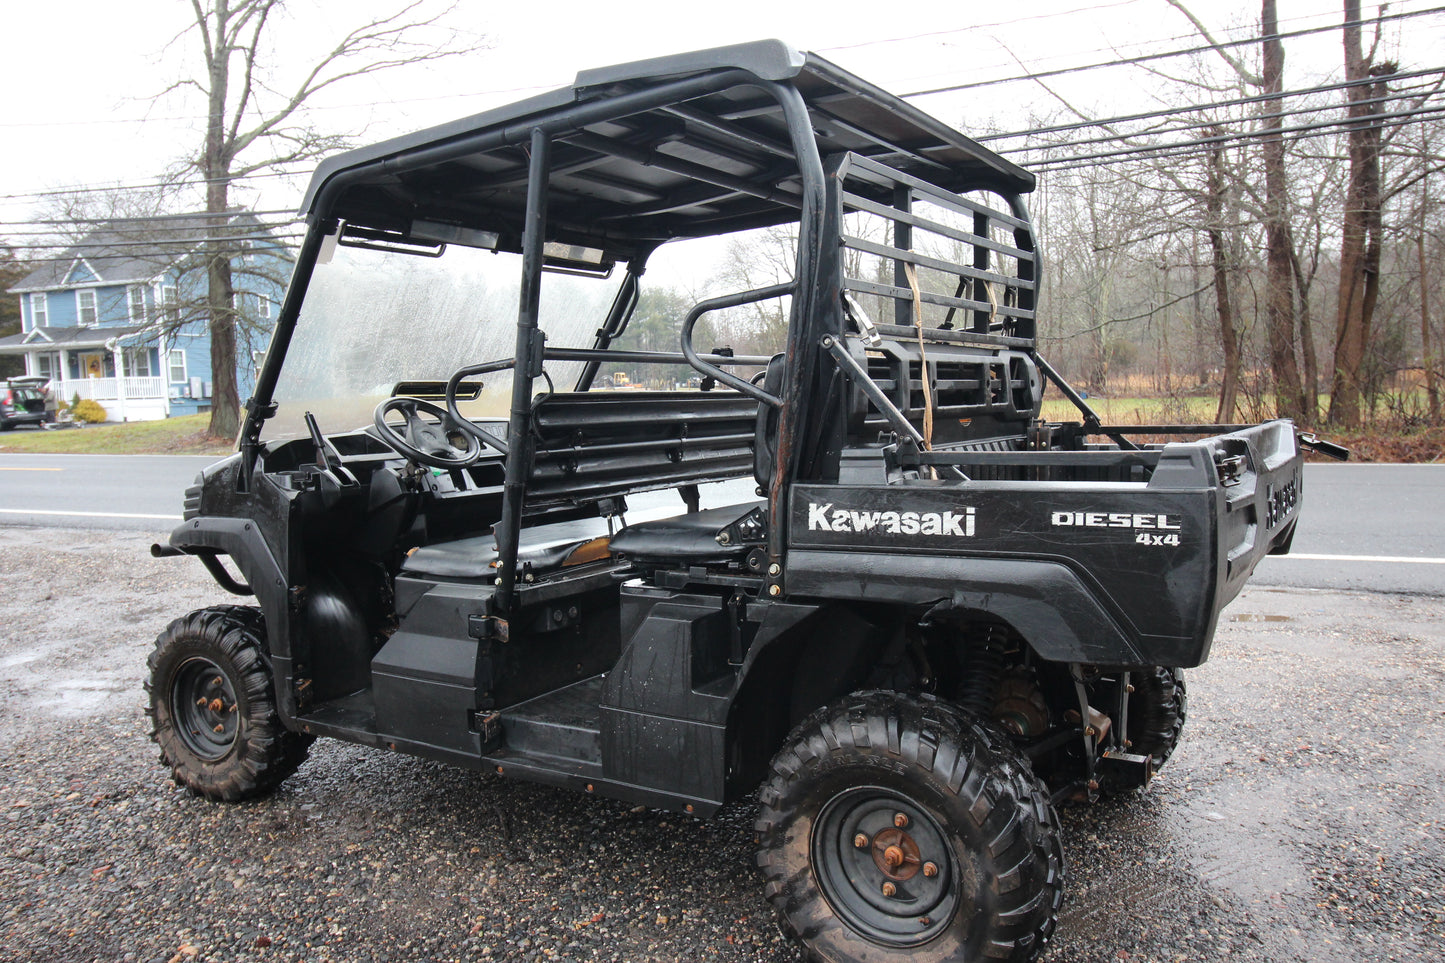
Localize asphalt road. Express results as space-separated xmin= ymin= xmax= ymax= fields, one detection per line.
xmin=1251 ymin=463 xmax=1445 ymax=595
xmin=0 ymin=453 xmax=213 ymax=530
xmin=1 ymin=455 xmax=1440 ymax=594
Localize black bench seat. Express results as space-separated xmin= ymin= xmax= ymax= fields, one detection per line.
xmin=401 ymin=499 xmax=765 ymax=581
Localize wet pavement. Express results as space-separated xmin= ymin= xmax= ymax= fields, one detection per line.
xmin=0 ymin=527 xmax=1441 ymax=963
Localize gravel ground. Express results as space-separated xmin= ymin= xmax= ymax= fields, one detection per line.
xmin=0 ymin=527 xmax=1442 ymax=963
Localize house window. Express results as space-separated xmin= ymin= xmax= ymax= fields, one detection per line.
xmin=78 ymin=290 xmax=97 ymax=326
xmin=168 ymin=349 xmax=188 ymax=384
xmin=129 ymin=286 xmax=147 ymax=323
xmin=161 ymin=285 xmax=179 ymax=323
xmin=257 ymin=295 xmax=271 ymax=319
xmin=30 ymin=293 xmax=47 ymax=328
xmin=123 ymin=348 xmax=153 ymax=378
xmin=35 ymin=352 xmax=60 ymax=381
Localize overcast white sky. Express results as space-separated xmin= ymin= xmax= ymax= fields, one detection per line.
xmin=2 ymin=0 xmax=1442 ymax=234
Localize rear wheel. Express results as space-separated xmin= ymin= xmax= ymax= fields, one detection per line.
xmin=146 ymin=605 xmax=312 ymax=801
xmin=1102 ymin=666 xmax=1187 ymax=794
xmin=756 ymin=691 xmax=1063 ymax=963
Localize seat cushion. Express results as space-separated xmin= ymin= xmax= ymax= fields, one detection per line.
xmin=402 ymin=535 xmax=610 ymax=580
xmin=608 ymin=501 xmax=764 ymax=563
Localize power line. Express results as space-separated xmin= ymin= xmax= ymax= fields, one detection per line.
xmin=3 ymin=9 xmax=1442 ymax=213
xmin=0 ymin=167 xmax=309 ymax=203
xmin=0 ymin=0 xmax=1372 ymax=135
xmin=1003 ymin=83 xmax=1445 ymax=156
xmin=1022 ymin=103 xmax=1445 ymax=173
xmin=0 ymin=220 xmax=300 ymax=240
xmin=2 ymin=234 xmax=304 ymax=253
xmin=976 ymin=65 xmax=1445 ymax=142
xmin=900 ymin=4 xmax=1445 ymax=98
xmin=6 ymin=210 xmax=298 ymax=226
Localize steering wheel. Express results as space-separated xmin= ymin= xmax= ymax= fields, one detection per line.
xmin=372 ymin=397 xmax=482 ymax=469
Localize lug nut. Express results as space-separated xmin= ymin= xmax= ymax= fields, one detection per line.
xmin=923 ymin=862 xmax=938 ymax=878
xmin=893 ymin=813 xmax=909 ymax=829
xmin=881 ymin=882 xmax=897 ymax=897
xmin=854 ymin=833 xmax=870 ymax=849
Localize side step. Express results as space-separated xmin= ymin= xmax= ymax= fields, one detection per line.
xmin=496 ymin=675 xmax=604 ymax=774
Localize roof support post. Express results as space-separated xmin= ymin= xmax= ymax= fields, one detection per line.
xmin=764 ymin=81 xmax=830 ymax=598
xmin=495 ymin=127 xmax=552 ymax=613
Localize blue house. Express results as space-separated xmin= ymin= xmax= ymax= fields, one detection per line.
xmin=0 ymin=212 xmax=291 ymax=421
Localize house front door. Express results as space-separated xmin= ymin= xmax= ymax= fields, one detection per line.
xmin=81 ymin=353 xmax=105 ymax=378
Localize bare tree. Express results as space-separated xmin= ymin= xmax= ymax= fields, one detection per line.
xmin=1166 ymin=0 xmax=1308 ymax=422
xmin=1329 ymin=0 xmax=1394 ymax=427
xmin=1205 ymin=135 xmax=1244 ymax=420
xmin=1419 ymin=171 xmax=1441 ymax=419
xmin=172 ymin=0 xmax=485 ymax=438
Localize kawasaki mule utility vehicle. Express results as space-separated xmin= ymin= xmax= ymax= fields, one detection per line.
xmin=147 ymin=41 xmax=1314 ymax=963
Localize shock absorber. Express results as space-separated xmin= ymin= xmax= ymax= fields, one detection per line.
xmin=956 ymin=624 xmax=1010 ymax=718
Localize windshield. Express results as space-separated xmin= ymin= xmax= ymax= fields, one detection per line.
xmin=266 ymin=240 xmax=618 ymax=442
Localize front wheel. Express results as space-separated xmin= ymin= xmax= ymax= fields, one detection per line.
xmin=146 ymin=605 xmax=312 ymax=801
xmin=755 ymin=691 xmax=1063 ymax=963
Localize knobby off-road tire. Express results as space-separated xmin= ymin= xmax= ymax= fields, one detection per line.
xmin=146 ymin=605 xmax=312 ymax=801
xmin=755 ymin=691 xmax=1064 ymax=963
xmin=1101 ymin=666 xmax=1187 ymax=795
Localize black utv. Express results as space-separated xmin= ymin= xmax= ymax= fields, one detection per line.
xmin=147 ymin=41 xmax=1314 ymax=963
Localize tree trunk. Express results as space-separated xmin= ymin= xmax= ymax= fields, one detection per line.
xmin=1260 ymin=0 xmax=1306 ymax=423
xmin=204 ymin=0 xmax=240 ymax=440
xmin=1207 ymin=140 xmax=1240 ymax=422
xmin=1421 ymin=202 xmax=1441 ymax=420
xmin=1290 ymin=243 xmax=1319 ymax=421
xmin=1330 ymin=0 xmax=1390 ymax=427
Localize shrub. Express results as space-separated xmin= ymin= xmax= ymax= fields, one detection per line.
xmin=70 ymin=399 xmax=109 ymax=424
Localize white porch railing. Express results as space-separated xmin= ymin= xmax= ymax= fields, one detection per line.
xmin=56 ymin=376 xmax=167 ymax=402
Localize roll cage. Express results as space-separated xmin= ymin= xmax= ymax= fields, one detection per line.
xmin=240 ymin=39 xmax=1040 ymax=611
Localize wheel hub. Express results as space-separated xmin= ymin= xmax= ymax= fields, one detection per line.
xmin=871 ymin=828 xmax=922 ymax=880
xmin=171 ymin=657 xmax=239 ymax=761
xmin=812 ymin=787 xmax=959 ymax=947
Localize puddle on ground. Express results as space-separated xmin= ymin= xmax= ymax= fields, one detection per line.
xmin=35 ymin=678 xmax=130 ymax=717
xmin=1230 ymin=613 xmax=1294 ymax=622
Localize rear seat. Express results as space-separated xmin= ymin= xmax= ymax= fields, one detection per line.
xmin=402 ymin=384 xmax=778 ymax=580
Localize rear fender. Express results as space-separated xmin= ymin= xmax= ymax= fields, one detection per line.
xmin=785 ymin=550 xmax=1157 ymax=665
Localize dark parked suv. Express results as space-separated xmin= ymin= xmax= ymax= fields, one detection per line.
xmin=0 ymin=379 xmax=47 ymax=430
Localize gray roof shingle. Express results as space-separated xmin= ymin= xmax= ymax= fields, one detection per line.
xmin=8 ymin=212 xmax=281 ymax=293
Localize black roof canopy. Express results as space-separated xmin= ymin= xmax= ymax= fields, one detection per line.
xmin=301 ymin=40 xmax=1033 ymax=262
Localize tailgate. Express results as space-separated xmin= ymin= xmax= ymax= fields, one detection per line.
xmin=1198 ymin=419 xmax=1303 ymax=608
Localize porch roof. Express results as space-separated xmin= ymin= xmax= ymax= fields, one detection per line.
xmin=0 ymin=325 xmax=150 ymax=354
